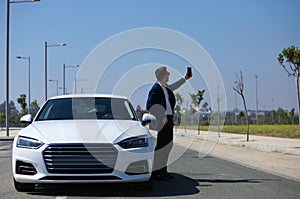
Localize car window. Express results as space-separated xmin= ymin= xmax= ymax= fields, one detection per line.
xmin=35 ymin=97 xmax=137 ymax=121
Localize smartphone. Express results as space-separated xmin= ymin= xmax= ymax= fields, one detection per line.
xmin=187 ymin=67 xmax=192 ymax=77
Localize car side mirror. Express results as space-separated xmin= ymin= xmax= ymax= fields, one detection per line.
xmin=141 ymin=113 xmax=156 ymax=126
xmin=20 ymin=114 xmax=32 ymax=124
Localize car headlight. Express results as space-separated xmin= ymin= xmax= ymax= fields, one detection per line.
xmin=17 ymin=136 xmax=44 ymax=149
xmin=118 ymin=136 xmax=148 ymax=149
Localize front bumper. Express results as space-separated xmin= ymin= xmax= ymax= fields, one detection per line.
xmin=12 ymin=142 xmax=153 ymax=184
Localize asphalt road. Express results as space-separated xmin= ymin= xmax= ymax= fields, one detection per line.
xmin=1 ymin=141 xmax=300 ymax=199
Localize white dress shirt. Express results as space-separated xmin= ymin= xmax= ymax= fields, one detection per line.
xmin=158 ymin=82 xmax=173 ymax=115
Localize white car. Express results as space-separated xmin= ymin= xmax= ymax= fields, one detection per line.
xmin=12 ymin=94 xmax=155 ymax=192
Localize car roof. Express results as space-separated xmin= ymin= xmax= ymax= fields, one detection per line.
xmin=48 ymin=94 xmax=128 ymax=100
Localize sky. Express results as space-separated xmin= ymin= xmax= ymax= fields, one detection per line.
xmin=0 ymin=0 xmax=300 ymax=112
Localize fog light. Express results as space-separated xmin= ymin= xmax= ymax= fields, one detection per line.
xmin=125 ymin=160 xmax=149 ymax=175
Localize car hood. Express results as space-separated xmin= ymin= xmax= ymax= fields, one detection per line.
xmin=18 ymin=120 xmax=149 ymax=144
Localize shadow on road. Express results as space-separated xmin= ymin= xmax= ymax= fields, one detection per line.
xmin=197 ymin=178 xmax=262 ymax=184
xmin=27 ymin=173 xmax=200 ymax=197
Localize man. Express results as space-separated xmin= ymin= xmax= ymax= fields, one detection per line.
xmin=146 ymin=66 xmax=191 ymax=180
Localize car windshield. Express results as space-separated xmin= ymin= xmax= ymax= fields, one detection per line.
xmin=35 ymin=97 xmax=137 ymax=121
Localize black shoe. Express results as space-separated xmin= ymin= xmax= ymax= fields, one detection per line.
xmin=154 ymin=173 xmax=169 ymax=181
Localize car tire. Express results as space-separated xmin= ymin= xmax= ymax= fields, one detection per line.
xmin=14 ymin=178 xmax=35 ymax=192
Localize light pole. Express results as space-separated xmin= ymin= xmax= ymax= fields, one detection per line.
xmin=271 ymin=99 xmax=274 ymax=124
xmin=16 ymin=56 xmax=31 ymax=114
xmin=49 ymin=79 xmax=58 ymax=96
xmin=63 ymin=64 xmax=79 ymax=95
xmin=5 ymin=0 xmax=40 ymax=137
xmin=44 ymin=42 xmax=66 ymax=101
xmin=255 ymin=75 xmax=259 ymax=125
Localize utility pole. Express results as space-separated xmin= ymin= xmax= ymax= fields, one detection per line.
xmin=217 ymin=86 xmax=220 ymax=138
xmin=5 ymin=0 xmax=40 ymax=136
xmin=255 ymin=75 xmax=259 ymax=125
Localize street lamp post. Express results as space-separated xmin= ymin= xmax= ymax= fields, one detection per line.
xmin=49 ymin=79 xmax=58 ymax=96
xmin=5 ymin=0 xmax=40 ymax=137
xmin=44 ymin=41 xmax=66 ymax=101
xmin=255 ymin=75 xmax=259 ymax=125
xmin=63 ymin=64 xmax=79 ymax=95
xmin=16 ymin=56 xmax=31 ymax=114
xmin=271 ymin=99 xmax=274 ymax=124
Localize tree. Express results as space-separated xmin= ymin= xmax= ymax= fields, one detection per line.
xmin=9 ymin=101 xmax=19 ymax=126
xmin=196 ymin=90 xmax=205 ymax=134
xmin=174 ymin=93 xmax=184 ymax=126
xmin=10 ymin=101 xmax=19 ymax=116
xmin=0 ymin=101 xmax=5 ymax=113
xmin=17 ymin=94 xmax=27 ymax=115
xmin=175 ymin=92 xmax=183 ymax=106
xmin=190 ymin=90 xmax=205 ymax=135
xmin=30 ymin=100 xmax=40 ymax=118
xmin=233 ymin=71 xmax=250 ymax=141
xmin=289 ymin=108 xmax=295 ymax=125
xmin=196 ymin=90 xmax=205 ymax=105
xmin=189 ymin=105 xmax=196 ymax=115
xmin=239 ymin=111 xmax=245 ymax=125
xmin=189 ymin=93 xmax=198 ymax=109
xmin=0 ymin=113 xmax=4 ymax=128
xmin=278 ymin=46 xmax=300 ymax=125
xmin=276 ymin=108 xmax=288 ymax=124
xmin=0 ymin=101 xmax=20 ymax=127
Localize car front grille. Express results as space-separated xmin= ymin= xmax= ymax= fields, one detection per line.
xmin=43 ymin=143 xmax=118 ymax=174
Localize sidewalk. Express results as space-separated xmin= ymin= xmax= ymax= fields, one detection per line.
xmin=200 ymin=130 xmax=300 ymax=155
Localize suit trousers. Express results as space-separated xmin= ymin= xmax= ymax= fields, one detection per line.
xmin=153 ymin=115 xmax=173 ymax=175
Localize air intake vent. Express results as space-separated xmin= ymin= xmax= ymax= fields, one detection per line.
xmin=16 ymin=160 xmax=37 ymax=175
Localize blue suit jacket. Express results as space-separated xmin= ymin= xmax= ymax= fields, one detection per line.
xmin=146 ymin=78 xmax=186 ymax=130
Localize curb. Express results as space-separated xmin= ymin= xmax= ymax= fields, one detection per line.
xmin=0 ymin=138 xmax=14 ymax=141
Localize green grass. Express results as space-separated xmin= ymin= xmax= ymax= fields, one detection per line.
xmin=180 ymin=125 xmax=300 ymax=139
